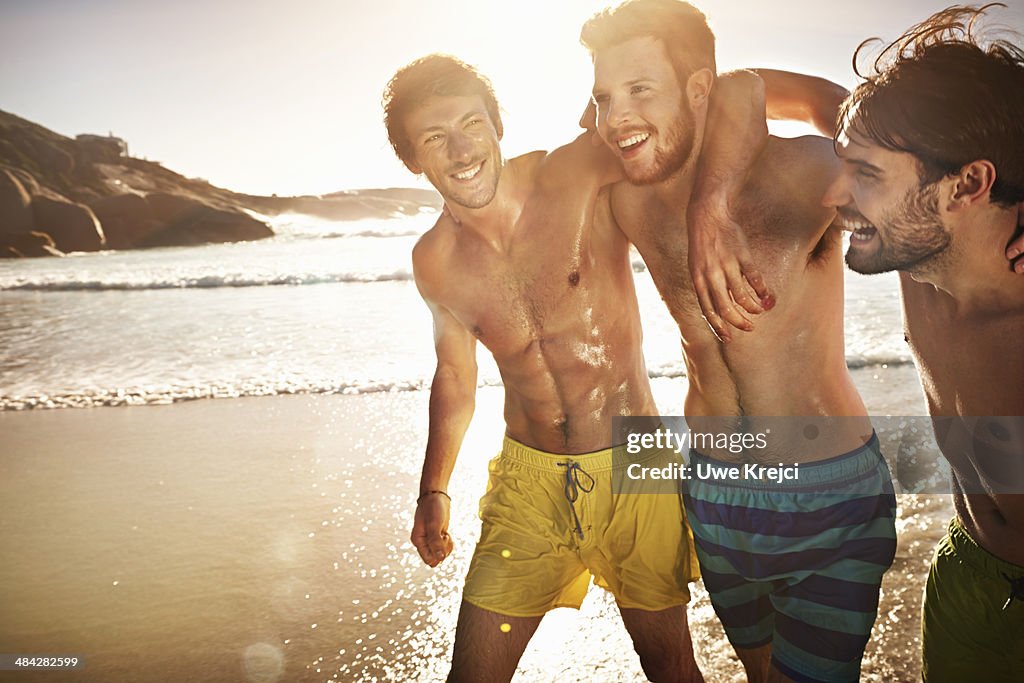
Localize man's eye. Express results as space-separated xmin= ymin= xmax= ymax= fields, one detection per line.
xmin=592 ymin=94 xmax=609 ymax=105
xmin=630 ymin=85 xmax=648 ymax=95
xmin=424 ymin=134 xmax=443 ymax=145
xmin=855 ymin=168 xmax=877 ymax=181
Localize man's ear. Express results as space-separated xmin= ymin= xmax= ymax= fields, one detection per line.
xmin=687 ymin=68 xmax=714 ymax=108
xmin=949 ymin=159 xmax=997 ymax=210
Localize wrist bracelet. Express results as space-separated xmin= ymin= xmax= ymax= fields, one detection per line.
xmin=417 ymin=489 xmax=451 ymax=503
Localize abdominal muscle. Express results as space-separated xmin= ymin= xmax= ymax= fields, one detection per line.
xmin=497 ymin=339 xmax=656 ymax=454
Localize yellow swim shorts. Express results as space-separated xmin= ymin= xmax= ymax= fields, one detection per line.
xmin=462 ymin=435 xmax=700 ymax=617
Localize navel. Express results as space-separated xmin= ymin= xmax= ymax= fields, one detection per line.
xmin=556 ymin=415 xmax=571 ymax=445
xmin=568 ymin=271 xmax=581 ymax=287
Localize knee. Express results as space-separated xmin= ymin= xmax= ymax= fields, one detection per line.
xmin=635 ymin=649 xmax=703 ymax=683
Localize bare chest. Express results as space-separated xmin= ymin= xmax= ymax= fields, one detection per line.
xmin=903 ymin=284 xmax=1024 ymax=416
xmin=438 ymin=207 xmax=606 ymax=361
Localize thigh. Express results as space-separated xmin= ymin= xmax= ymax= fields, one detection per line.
xmin=464 ymin=455 xmax=590 ymax=616
xmin=449 ymin=600 xmax=542 ymax=683
xmin=618 ymin=604 xmax=703 ymax=683
xmin=769 ymin=569 xmax=884 ymax=683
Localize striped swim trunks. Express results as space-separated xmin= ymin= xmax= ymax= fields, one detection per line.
xmin=685 ymin=433 xmax=897 ymax=683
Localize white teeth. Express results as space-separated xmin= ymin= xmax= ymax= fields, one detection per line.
xmin=839 ymin=217 xmax=874 ymax=231
xmin=850 ymin=229 xmax=875 ymax=242
xmin=453 ymin=163 xmax=482 ymax=180
xmin=617 ymin=133 xmax=650 ymax=149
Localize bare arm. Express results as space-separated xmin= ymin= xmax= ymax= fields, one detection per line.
xmin=688 ymin=69 xmax=771 ymax=342
xmin=688 ymin=69 xmax=849 ymax=339
xmin=755 ymin=68 xmax=849 ymax=137
xmin=410 ymin=247 xmax=478 ymax=567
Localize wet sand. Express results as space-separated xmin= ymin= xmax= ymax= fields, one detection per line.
xmin=0 ymin=366 xmax=951 ymax=682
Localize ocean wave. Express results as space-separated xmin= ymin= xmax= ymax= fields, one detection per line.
xmin=646 ymin=356 xmax=915 ymax=377
xmin=332 ymin=229 xmax=421 ymax=239
xmin=0 ymin=377 xmax=504 ymax=411
xmin=274 ymin=229 xmax=422 ymax=241
xmin=1 ymin=361 xmax=915 ymax=412
xmin=0 ymin=270 xmax=415 ymax=291
xmin=845 ymin=356 xmax=915 ymax=370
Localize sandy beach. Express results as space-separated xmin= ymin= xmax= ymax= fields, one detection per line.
xmin=0 ymin=367 xmax=953 ymax=682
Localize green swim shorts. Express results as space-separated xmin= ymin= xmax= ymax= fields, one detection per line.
xmin=921 ymin=516 xmax=1024 ymax=682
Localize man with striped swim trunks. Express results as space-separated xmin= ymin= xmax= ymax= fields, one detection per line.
xmin=385 ymin=39 xmax=844 ymax=680
xmin=580 ymin=1 xmax=897 ymax=679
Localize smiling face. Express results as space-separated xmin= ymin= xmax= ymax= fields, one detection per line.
xmin=404 ymin=94 xmax=502 ymax=209
xmin=823 ymin=127 xmax=952 ymax=275
xmin=592 ymin=36 xmax=696 ymax=185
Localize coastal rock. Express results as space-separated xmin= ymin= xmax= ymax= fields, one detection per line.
xmin=2 ymin=165 xmax=42 ymax=196
xmin=31 ymin=194 xmax=106 ymax=252
xmin=88 ymin=192 xmax=160 ymax=249
xmin=27 ymin=137 xmax=74 ymax=176
xmin=0 ymin=168 xmax=33 ymax=235
xmin=140 ymin=193 xmax=272 ymax=247
xmin=0 ymin=230 xmax=63 ymax=258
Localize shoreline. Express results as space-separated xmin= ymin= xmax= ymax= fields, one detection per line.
xmin=0 ymin=361 xmax=922 ymax=412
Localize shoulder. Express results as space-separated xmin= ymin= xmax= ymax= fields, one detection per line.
xmin=411 ymin=216 xmax=457 ymax=301
xmin=536 ymin=134 xmax=622 ymax=189
xmin=748 ymin=135 xmax=840 ymax=207
xmin=743 ymin=136 xmax=841 ymax=249
xmin=761 ymin=135 xmax=839 ymax=184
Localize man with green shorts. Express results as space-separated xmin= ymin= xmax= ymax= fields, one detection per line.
xmin=820 ymin=7 xmax=1024 ymax=680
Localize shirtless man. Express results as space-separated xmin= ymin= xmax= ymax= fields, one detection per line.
xmin=819 ymin=7 xmax=1024 ymax=680
xmin=581 ymin=2 xmax=897 ymax=681
xmin=384 ymin=54 xmax=702 ymax=683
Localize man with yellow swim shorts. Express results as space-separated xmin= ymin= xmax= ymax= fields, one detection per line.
xmin=383 ymin=54 xmax=703 ymax=682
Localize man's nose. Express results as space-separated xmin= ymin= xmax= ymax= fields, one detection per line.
xmin=447 ymin=132 xmax=474 ymax=163
xmin=605 ymin=95 xmax=633 ymax=129
xmin=821 ymin=173 xmax=850 ymax=209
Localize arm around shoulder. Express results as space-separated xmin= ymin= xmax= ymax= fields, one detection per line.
xmin=755 ymin=68 xmax=849 ymax=137
xmin=687 ymin=69 xmax=773 ymax=341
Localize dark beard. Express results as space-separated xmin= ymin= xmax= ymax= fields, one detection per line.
xmin=845 ymin=182 xmax=950 ymax=275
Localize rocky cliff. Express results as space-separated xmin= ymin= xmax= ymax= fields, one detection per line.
xmin=0 ymin=109 xmax=441 ymax=257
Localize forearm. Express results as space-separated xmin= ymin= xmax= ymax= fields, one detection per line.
xmin=686 ymin=70 xmax=773 ymax=337
xmin=694 ymin=69 xmax=767 ymax=204
xmin=754 ymin=68 xmax=848 ymax=137
xmin=420 ymin=365 xmax=476 ymax=493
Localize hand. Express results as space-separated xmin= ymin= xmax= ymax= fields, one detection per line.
xmin=411 ymin=492 xmax=453 ymax=567
xmin=687 ymin=197 xmax=774 ymax=342
xmin=1007 ymin=202 xmax=1024 ymax=274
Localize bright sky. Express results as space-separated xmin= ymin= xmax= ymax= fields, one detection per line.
xmin=1 ymin=0 xmax=1021 ymax=196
